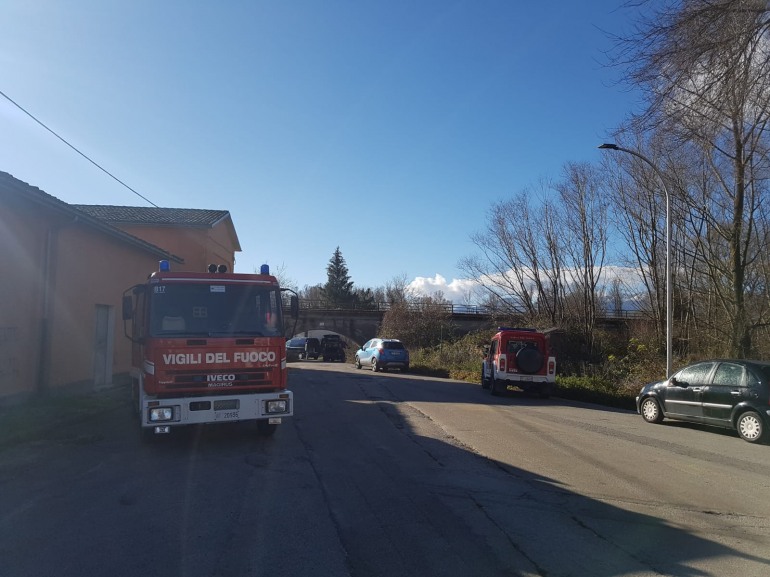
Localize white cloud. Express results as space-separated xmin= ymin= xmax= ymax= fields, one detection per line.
xmin=408 ymin=274 xmax=482 ymax=304
xmin=409 ymin=265 xmax=648 ymax=307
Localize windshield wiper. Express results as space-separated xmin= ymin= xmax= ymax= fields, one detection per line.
xmin=207 ymin=330 xmax=265 ymax=337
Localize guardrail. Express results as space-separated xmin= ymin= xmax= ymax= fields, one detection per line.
xmin=290 ymin=300 xmax=648 ymax=319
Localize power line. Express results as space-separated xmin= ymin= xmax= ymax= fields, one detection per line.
xmin=0 ymin=88 xmax=159 ymax=208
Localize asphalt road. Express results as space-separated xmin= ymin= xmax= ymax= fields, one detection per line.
xmin=1 ymin=362 xmax=769 ymax=577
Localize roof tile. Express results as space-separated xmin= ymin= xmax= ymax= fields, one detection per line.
xmin=72 ymin=205 xmax=230 ymax=227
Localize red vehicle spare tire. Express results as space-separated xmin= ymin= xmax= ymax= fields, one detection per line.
xmin=516 ymin=347 xmax=544 ymax=374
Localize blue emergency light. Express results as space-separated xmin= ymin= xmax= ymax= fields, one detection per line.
xmin=260 ymin=264 xmax=270 ymax=274
xmin=159 ymin=260 xmax=170 ymax=272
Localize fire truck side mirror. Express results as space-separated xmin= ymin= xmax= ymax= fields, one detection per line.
xmin=290 ymin=295 xmax=299 ymax=319
xmin=122 ymin=295 xmax=134 ymax=321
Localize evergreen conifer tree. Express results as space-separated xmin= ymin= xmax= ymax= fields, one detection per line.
xmin=321 ymin=247 xmax=355 ymax=307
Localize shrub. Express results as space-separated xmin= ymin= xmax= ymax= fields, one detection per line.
xmin=554 ymin=375 xmax=637 ymax=410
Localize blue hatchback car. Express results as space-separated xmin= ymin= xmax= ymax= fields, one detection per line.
xmin=355 ymin=338 xmax=410 ymax=372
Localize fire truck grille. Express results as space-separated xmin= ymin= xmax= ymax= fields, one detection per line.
xmin=163 ymin=368 xmax=272 ymax=390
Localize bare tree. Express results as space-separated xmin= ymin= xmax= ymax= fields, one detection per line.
xmin=613 ymin=0 xmax=770 ymax=356
xmin=459 ymin=182 xmax=565 ymax=325
xmin=380 ymin=292 xmax=453 ymax=349
xmin=602 ymin=132 xmax=673 ymax=343
xmin=556 ymin=162 xmax=610 ymax=354
xmin=384 ymin=273 xmax=412 ymax=304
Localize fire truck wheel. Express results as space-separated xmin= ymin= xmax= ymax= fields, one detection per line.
xmin=257 ymin=421 xmax=277 ymax=437
xmin=131 ymin=382 xmax=141 ymax=419
xmin=139 ymin=427 xmax=155 ymax=443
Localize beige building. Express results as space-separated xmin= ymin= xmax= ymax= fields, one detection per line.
xmin=0 ymin=171 xmax=240 ymax=403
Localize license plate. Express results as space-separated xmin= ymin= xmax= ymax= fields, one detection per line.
xmin=519 ymin=376 xmax=533 ymax=381
xmin=214 ymin=410 xmax=239 ymax=421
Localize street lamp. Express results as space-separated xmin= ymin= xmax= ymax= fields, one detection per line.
xmin=599 ymin=143 xmax=673 ymax=377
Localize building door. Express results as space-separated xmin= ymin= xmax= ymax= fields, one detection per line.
xmin=93 ymin=304 xmax=115 ymax=389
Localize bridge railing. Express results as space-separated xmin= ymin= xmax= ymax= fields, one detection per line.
xmin=290 ymin=300 xmax=648 ymax=319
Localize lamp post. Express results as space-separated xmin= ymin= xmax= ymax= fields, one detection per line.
xmin=599 ymin=143 xmax=673 ymax=377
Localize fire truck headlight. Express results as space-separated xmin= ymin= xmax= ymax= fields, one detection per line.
xmin=266 ymin=400 xmax=288 ymax=414
xmin=149 ymin=407 xmax=174 ymax=422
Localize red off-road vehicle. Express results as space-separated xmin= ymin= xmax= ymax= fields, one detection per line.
xmin=481 ymin=327 xmax=556 ymax=397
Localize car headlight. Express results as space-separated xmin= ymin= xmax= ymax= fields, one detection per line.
xmin=266 ymin=400 xmax=288 ymax=414
xmin=149 ymin=407 xmax=174 ymax=422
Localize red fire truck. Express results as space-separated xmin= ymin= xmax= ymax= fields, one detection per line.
xmin=122 ymin=261 xmax=298 ymax=440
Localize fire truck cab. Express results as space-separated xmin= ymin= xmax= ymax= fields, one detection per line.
xmin=122 ymin=261 xmax=298 ymax=440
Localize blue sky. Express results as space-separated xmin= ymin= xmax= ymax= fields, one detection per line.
xmin=1 ymin=1 xmax=646 ymax=302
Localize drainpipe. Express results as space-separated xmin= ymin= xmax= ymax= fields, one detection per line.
xmin=36 ymin=226 xmax=57 ymax=394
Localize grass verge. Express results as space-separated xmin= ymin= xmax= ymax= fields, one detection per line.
xmin=0 ymin=388 xmax=127 ymax=450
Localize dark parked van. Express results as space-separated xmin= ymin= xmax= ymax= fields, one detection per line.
xmin=304 ymin=337 xmax=321 ymax=360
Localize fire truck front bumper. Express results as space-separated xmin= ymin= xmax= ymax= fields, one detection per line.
xmin=142 ymin=390 xmax=294 ymax=428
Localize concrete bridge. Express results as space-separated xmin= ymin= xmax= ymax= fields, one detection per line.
xmin=286 ymin=302 xmax=494 ymax=346
xmin=285 ymin=301 xmax=647 ymax=346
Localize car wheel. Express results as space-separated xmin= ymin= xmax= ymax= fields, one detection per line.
xmin=640 ymin=397 xmax=664 ymax=424
xmin=736 ymin=411 xmax=766 ymax=443
xmin=257 ymin=420 xmax=277 ymax=437
xmin=355 ymin=356 xmax=362 ymax=369
xmin=538 ymin=383 xmax=551 ymax=399
xmin=480 ymin=366 xmax=490 ymax=390
xmin=371 ymin=358 xmax=379 ymax=372
xmin=490 ymin=376 xmax=502 ymax=396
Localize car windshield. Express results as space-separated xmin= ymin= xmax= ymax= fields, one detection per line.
xmin=382 ymin=341 xmax=404 ymax=350
xmin=150 ymin=282 xmax=282 ymax=337
xmin=288 ymin=338 xmax=306 ymax=347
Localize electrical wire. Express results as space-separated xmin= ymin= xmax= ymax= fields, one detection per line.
xmin=0 ymin=88 xmax=159 ymax=207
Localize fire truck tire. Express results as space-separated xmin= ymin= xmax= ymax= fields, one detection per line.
xmin=139 ymin=427 xmax=155 ymax=443
xmin=257 ymin=420 xmax=277 ymax=436
xmin=131 ymin=382 xmax=141 ymax=419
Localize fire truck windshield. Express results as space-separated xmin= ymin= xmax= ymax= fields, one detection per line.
xmin=149 ymin=282 xmax=283 ymax=337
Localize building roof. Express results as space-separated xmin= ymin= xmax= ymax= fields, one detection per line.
xmin=73 ymin=205 xmax=241 ymax=252
xmin=71 ymin=205 xmax=232 ymax=228
xmin=0 ymin=171 xmax=184 ymax=263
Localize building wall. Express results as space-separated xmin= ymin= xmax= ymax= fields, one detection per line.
xmin=1 ymin=177 xmax=239 ymax=403
xmin=0 ymin=194 xmax=49 ymax=398
xmin=114 ymin=222 xmax=237 ymax=273
xmin=0 ymin=203 xmax=162 ymax=402
xmin=46 ymin=224 xmax=159 ymax=391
